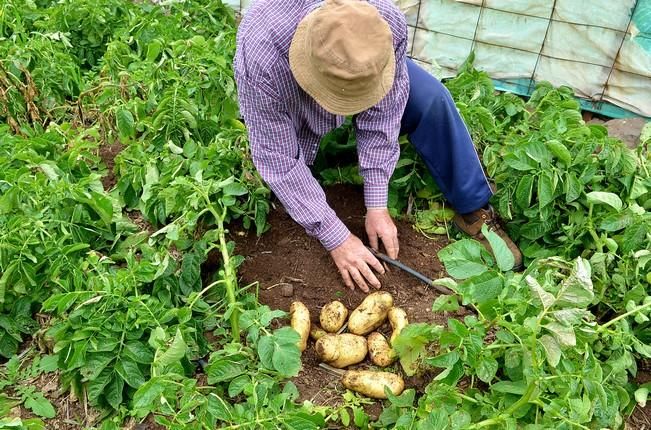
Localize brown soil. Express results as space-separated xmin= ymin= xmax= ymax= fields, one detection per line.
xmin=13 ymin=371 xmax=98 ymax=429
xmin=233 ymin=184 xmax=464 ymax=411
xmin=98 ymin=140 xmax=123 ymax=191
xmin=13 ymin=366 xmax=164 ymax=430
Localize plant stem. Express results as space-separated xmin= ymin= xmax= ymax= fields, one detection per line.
xmin=469 ymin=381 xmax=537 ymax=429
xmin=586 ymin=204 xmax=602 ymax=251
xmin=485 ymin=343 xmax=520 ymax=350
xmin=599 ymin=301 xmax=651 ymax=331
xmin=215 ymin=213 xmax=240 ymax=342
xmin=192 ymin=183 xmax=241 ymax=342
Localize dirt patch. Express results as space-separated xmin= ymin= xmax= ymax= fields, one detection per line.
xmin=232 ymin=185 xmax=464 ymax=407
xmin=629 ymin=404 xmax=651 ymax=430
xmin=13 ymin=371 xmax=99 ymax=430
xmin=603 ymin=117 xmax=648 ymax=149
xmin=98 ymin=140 xmax=123 ymax=191
xmin=125 ymin=210 xmax=156 ymax=234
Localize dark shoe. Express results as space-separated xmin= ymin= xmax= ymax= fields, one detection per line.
xmin=453 ymin=206 xmax=523 ymax=271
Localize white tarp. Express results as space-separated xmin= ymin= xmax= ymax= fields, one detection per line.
xmin=228 ymin=0 xmax=651 ymax=117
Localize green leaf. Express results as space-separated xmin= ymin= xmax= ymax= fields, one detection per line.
xmin=133 ymin=377 xmax=167 ymax=411
xmin=599 ymin=212 xmax=633 ymax=232
xmin=116 ymin=108 xmax=135 ymax=139
xmin=463 ymin=270 xmax=503 ymax=305
xmin=481 ymin=224 xmax=515 ymax=272
xmin=450 ymin=410 xmax=471 ymax=429
xmin=154 ymin=328 xmax=187 ymax=371
xmin=622 ymin=222 xmax=649 ymax=253
xmin=206 ymin=354 xmax=247 ymax=383
xmin=146 ymin=40 xmax=163 ymax=62
xmin=227 ymin=375 xmax=250 ymax=397
xmin=515 ymin=175 xmax=534 ymax=209
xmin=257 ymin=327 xmax=301 ymax=378
xmin=353 ymin=407 xmax=370 ymax=428
xmin=37 ymin=355 xmax=59 ymax=373
xmin=438 ymin=239 xmax=489 ymax=280
xmin=38 ymin=162 xmax=60 ymax=181
xmin=86 ymin=368 xmax=111 ymax=405
xmin=282 ymin=411 xmax=325 ymax=429
xmin=426 ymin=351 xmax=459 ymax=368
xmin=433 ymin=362 xmax=464 ymax=386
xmin=124 ymin=341 xmax=154 ymax=364
xmin=491 ymin=380 xmax=527 ymax=395
xmin=635 ymin=384 xmax=650 ymax=407
xmin=207 ymin=393 xmax=234 ymax=422
xmin=115 ymin=358 xmax=145 ymax=388
xmin=223 ymin=182 xmax=247 ymax=196
xmin=640 ymin=122 xmax=651 ymax=145
xmin=564 ymin=172 xmax=582 ymax=203
xmin=393 ymin=323 xmax=440 ymax=376
xmin=385 ymin=388 xmax=415 ymax=408
xmin=546 ymin=140 xmax=572 ymax=165
xmin=81 ymin=352 xmax=114 ymax=381
xmin=477 ymin=354 xmax=498 ymax=383
xmin=556 ymin=258 xmax=594 ymax=307
xmin=586 ymin=191 xmax=623 ymax=211
xmin=539 ymin=334 xmax=561 ymax=367
xmin=537 ymin=171 xmax=555 ymax=209
xmin=432 ymin=295 xmax=459 ymax=312
xmin=544 ymin=321 xmax=576 ymax=347
xmin=551 ymin=308 xmax=589 ymax=325
xmin=24 ymin=393 xmax=55 ymax=418
xmin=340 ymin=408 xmax=350 ymax=427
xmin=104 ymin=375 xmax=124 ymax=410
xmin=526 ymin=276 xmax=555 ymax=309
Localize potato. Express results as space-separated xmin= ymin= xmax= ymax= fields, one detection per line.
xmin=342 ymin=370 xmax=404 ymax=399
xmin=310 ymin=325 xmax=328 ymax=341
xmin=320 ymin=301 xmax=348 ymax=333
xmin=290 ymin=301 xmax=310 ymax=352
xmin=388 ymin=307 xmax=408 ymax=346
xmin=315 ymin=333 xmax=367 ymax=368
xmin=348 ymin=292 xmax=393 ymax=335
xmin=367 ymin=332 xmax=395 ymax=367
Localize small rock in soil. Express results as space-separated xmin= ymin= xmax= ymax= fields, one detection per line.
xmin=281 ymin=283 xmax=294 ymax=297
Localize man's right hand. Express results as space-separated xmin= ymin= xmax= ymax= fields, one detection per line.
xmin=330 ymin=234 xmax=385 ymax=292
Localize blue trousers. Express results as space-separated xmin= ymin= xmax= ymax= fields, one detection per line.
xmin=400 ymin=58 xmax=493 ymax=214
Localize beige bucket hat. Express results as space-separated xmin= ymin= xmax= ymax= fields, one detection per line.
xmin=289 ymin=0 xmax=396 ymax=116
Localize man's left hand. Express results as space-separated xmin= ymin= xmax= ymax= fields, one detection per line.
xmin=365 ymin=208 xmax=399 ymax=259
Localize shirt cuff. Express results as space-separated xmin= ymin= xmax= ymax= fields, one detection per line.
xmin=314 ymin=210 xmax=350 ymax=251
xmin=364 ymin=183 xmax=389 ymax=209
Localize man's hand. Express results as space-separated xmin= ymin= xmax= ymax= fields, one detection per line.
xmin=330 ymin=234 xmax=385 ymax=292
xmin=365 ymin=208 xmax=399 ymax=259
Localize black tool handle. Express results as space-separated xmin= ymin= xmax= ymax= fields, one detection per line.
xmin=367 ymin=247 xmax=455 ymax=296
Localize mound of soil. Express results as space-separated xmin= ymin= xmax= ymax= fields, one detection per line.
xmin=233 ymin=185 xmax=462 ymax=407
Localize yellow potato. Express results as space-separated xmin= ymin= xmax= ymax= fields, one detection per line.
xmin=310 ymin=325 xmax=328 ymax=341
xmin=342 ymin=370 xmax=404 ymax=399
xmin=290 ymin=301 xmax=310 ymax=352
xmin=348 ymin=292 xmax=394 ymax=335
xmin=319 ymin=301 xmax=348 ymax=333
xmin=388 ymin=307 xmax=408 ymax=346
xmin=367 ymin=332 xmax=395 ymax=367
xmin=315 ymin=333 xmax=367 ymax=368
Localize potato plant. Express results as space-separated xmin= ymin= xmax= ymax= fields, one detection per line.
xmin=0 ymin=0 xmax=649 ymax=428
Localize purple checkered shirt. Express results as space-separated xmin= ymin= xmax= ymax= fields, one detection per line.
xmin=234 ymin=0 xmax=409 ymax=251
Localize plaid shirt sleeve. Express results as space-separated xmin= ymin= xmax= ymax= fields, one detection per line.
xmin=355 ymin=13 xmax=410 ymax=209
xmin=238 ymin=77 xmax=351 ymax=251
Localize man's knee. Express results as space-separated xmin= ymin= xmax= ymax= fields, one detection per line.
xmin=402 ymin=58 xmax=454 ymax=133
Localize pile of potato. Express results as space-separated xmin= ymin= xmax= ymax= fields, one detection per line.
xmin=289 ymin=292 xmax=408 ymax=399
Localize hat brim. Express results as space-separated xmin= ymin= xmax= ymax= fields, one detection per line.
xmin=289 ymin=11 xmax=396 ymax=116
